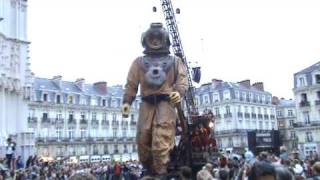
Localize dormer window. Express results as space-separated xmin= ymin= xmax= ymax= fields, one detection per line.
xmin=68 ymin=96 xmax=74 ymax=104
xmin=56 ymin=95 xmax=61 ymax=104
xmin=43 ymin=93 xmax=48 ymax=102
xmin=316 ymin=74 xmax=320 ymax=84
xmin=299 ymin=77 xmax=305 ymax=87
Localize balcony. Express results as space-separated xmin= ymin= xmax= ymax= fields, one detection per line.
xmin=293 ymin=121 xmax=320 ymax=127
xmin=80 ymin=119 xmax=88 ymax=125
xmin=130 ymin=120 xmax=137 ymax=126
xmin=101 ymin=120 xmax=109 ymax=126
xmin=264 ymin=115 xmax=269 ymax=120
xmin=315 ymin=100 xmax=320 ymax=106
xmin=215 ymin=129 xmax=249 ymax=135
xmin=28 ymin=117 xmax=37 ymax=124
xmin=237 ymin=112 xmax=243 ymax=118
xmin=68 ymin=119 xmax=76 ymax=125
xmin=91 ymin=120 xmax=99 ymax=126
xmin=251 ymin=113 xmax=257 ymax=119
xmin=300 ymin=101 xmax=310 ymax=107
xmin=224 ymin=113 xmax=232 ymax=118
xmin=41 ymin=117 xmax=52 ymax=124
xmin=112 ymin=120 xmax=119 ymax=126
xmin=54 ymin=118 xmax=64 ymax=124
xmin=306 ymin=137 xmax=314 ymax=143
xmin=244 ymin=113 xmax=250 ymax=119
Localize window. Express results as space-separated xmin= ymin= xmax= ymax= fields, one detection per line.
xmin=213 ymin=93 xmax=219 ymax=102
xmin=56 ymin=113 xmax=62 ymax=120
xmin=68 ymin=128 xmax=75 ymax=139
xmin=80 ymin=128 xmax=87 ymax=138
xmin=238 ymin=105 xmax=242 ymax=112
xmin=264 ymin=108 xmax=267 ymax=114
xmin=56 ymin=95 xmax=61 ymax=104
xmin=235 ymin=91 xmax=239 ymax=99
xmin=102 ymin=99 xmax=106 ymax=106
xmin=91 ymin=128 xmax=97 ymax=137
xmin=244 ymin=106 xmax=248 ymax=113
xmin=80 ymin=96 xmax=87 ymax=105
xmin=81 ymin=112 xmax=86 ymax=120
xmin=277 ymin=110 xmax=282 ymax=117
xmin=315 ymin=74 xmax=320 ymax=84
xmin=92 ymin=112 xmax=97 ymax=120
xmin=251 ymin=107 xmax=255 ymax=113
xmin=56 ymin=128 xmax=63 ymax=140
xmin=102 ymin=112 xmax=107 ymax=121
xmin=306 ymin=132 xmax=313 ymax=142
xmin=104 ymin=145 xmax=108 ymax=154
xmin=42 ymin=113 xmax=48 ymax=120
xmin=288 ymin=110 xmax=293 ymax=117
xmin=131 ymin=114 xmax=134 ymax=121
xmin=224 ymin=91 xmax=230 ymax=100
xmin=301 ymin=93 xmax=308 ymax=102
xmin=112 ymin=113 xmax=117 ymax=121
xmin=290 ymin=131 xmax=296 ymax=139
xmin=93 ymin=145 xmax=98 ymax=155
xmin=258 ymin=107 xmax=261 ymax=114
xmin=204 ymin=95 xmax=209 ymax=104
xmin=289 ymin=120 xmax=294 ymax=127
xmin=113 ymin=128 xmax=117 ymax=137
xmin=259 ymin=121 xmax=263 ymax=129
xmin=68 ymin=111 xmax=74 ymax=120
xmin=265 ymin=122 xmax=269 ymax=129
xmin=303 ymin=111 xmax=310 ymax=124
xmin=122 ymin=129 xmax=127 ymax=138
xmin=68 ymin=96 xmax=74 ymax=104
xmin=271 ymin=122 xmax=275 ymax=129
xmin=226 ymin=106 xmax=231 ymax=114
xmin=215 ymin=107 xmax=220 ymax=116
xmin=43 ymin=93 xmax=48 ymax=102
xmin=299 ymin=77 xmax=305 ymax=87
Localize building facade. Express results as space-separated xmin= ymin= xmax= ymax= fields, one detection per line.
xmin=0 ymin=0 xmax=34 ymax=159
xmin=276 ymin=98 xmax=297 ymax=151
xmin=293 ymin=62 xmax=320 ymax=156
xmin=195 ymin=79 xmax=277 ymax=151
xmin=28 ymin=76 xmax=139 ymax=161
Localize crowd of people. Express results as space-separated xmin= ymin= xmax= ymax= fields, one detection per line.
xmin=194 ymin=148 xmax=320 ymax=180
xmin=1 ymin=147 xmax=320 ymax=179
xmin=0 ymin=155 xmax=143 ymax=180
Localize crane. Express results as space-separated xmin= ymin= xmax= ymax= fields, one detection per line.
xmin=153 ymin=0 xmax=218 ymax=175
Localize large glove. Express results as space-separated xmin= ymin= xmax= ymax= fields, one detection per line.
xmin=122 ymin=103 xmax=130 ymax=118
xmin=169 ymin=91 xmax=181 ymax=104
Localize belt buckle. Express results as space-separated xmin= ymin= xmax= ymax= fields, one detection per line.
xmin=153 ymin=95 xmax=157 ymax=104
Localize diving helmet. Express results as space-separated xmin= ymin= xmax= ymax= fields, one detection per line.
xmin=141 ymin=22 xmax=171 ymax=55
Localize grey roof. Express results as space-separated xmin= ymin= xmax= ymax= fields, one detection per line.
xmin=278 ymin=99 xmax=295 ymax=107
xmin=295 ymin=61 xmax=320 ymax=75
xmin=33 ymin=77 xmax=113 ymax=96
xmin=197 ymin=81 xmax=271 ymax=95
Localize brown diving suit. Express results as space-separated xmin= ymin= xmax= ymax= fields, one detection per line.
xmin=123 ymin=56 xmax=188 ymax=174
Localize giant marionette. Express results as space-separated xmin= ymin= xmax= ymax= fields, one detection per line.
xmin=122 ymin=22 xmax=188 ymax=178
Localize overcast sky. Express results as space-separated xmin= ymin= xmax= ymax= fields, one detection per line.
xmin=28 ymin=0 xmax=320 ymax=99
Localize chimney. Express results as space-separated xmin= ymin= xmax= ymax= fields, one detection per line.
xmin=75 ymin=78 xmax=85 ymax=91
xmin=212 ymin=79 xmax=222 ymax=88
xmin=272 ymin=96 xmax=279 ymax=105
xmin=252 ymin=82 xmax=264 ymax=91
xmin=94 ymin=81 xmax=107 ymax=94
xmin=238 ymin=79 xmax=251 ymax=88
xmin=52 ymin=75 xmax=62 ymax=88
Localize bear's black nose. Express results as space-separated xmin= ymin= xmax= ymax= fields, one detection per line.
xmin=153 ymin=69 xmax=159 ymax=75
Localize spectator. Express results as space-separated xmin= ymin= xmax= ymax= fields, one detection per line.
xmin=5 ymin=138 xmax=16 ymax=170
xmin=274 ymin=165 xmax=294 ymax=180
xmin=311 ymin=162 xmax=320 ymax=180
xmin=69 ymin=172 xmax=96 ymax=180
xmin=113 ymin=161 xmax=122 ymax=180
xmin=16 ymin=156 xmax=23 ymax=170
xmin=248 ymin=161 xmax=276 ymax=180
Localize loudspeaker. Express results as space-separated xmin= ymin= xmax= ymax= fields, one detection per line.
xmin=247 ymin=131 xmax=256 ymax=153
